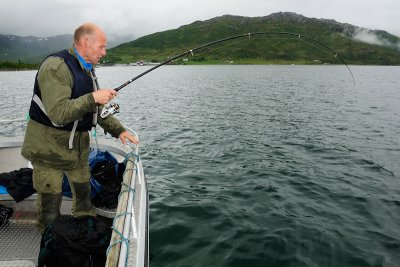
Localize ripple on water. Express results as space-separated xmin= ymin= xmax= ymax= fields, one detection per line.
xmin=3 ymin=66 xmax=400 ymax=267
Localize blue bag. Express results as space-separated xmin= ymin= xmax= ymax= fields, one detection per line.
xmin=62 ymin=149 xmax=118 ymax=199
xmin=0 ymin=185 xmax=8 ymax=195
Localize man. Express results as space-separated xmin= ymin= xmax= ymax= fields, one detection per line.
xmin=21 ymin=23 xmax=138 ymax=233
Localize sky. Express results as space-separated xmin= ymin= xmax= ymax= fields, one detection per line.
xmin=1 ymin=0 xmax=399 ymax=40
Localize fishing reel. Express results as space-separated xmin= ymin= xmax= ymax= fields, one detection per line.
xmin=100 ymin=102 xmax=120 ymax=118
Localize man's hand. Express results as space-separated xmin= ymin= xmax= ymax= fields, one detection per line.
xmin=93 ymin=89 xmax=117 ymax=105
xmin=119 ymin=131 xmax=139 ymax=145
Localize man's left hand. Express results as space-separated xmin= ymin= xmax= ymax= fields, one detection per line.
xmin=119 ymin=131 xmax=139 ymax=145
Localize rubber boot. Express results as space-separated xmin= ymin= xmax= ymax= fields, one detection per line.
xmin=71 ymin=182 xmax=97 ymax=217
xmin=36 ymin=193 xmax=62 ymax=233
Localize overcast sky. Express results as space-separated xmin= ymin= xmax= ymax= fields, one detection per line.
xmin=1 ymin=0 xmax=399 ymax=39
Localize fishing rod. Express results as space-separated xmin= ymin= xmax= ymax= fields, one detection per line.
xmin=100 ymin=31 xmax=355 ymax=118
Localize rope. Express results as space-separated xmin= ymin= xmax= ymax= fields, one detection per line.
xmin=106 ymin=212 xmax=133 ymax=265
xmin=118 ymin=182 xmax=136 ymax=200
xmin=106 ymin=150 xmax=139 ymax=266
xmin=123 ymin=151 xmax=140 ymax=165
xmin=91 ymin=127 xmax=99 ymax=150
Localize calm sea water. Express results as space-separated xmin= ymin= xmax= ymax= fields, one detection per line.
xmin=1 ymin=65 xmax=399 ymax=267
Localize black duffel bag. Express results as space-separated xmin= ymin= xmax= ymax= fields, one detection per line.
xmin=38 ymin=216 xmax=111 ymax=267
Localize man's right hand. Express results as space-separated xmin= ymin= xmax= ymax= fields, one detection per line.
xmin=93 ymin=89 xmax=117 ymax=105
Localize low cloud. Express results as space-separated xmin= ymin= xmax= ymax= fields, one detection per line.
xmin=352 ymin=27 xmax=400 ymax=50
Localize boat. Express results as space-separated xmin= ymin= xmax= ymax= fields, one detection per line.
xmin=0 ymin=122 xmax=149 ymax=267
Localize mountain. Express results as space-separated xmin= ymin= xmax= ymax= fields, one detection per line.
xmin=2 ymin=12 xmax=399 ymax=65
xmin=106 ymin=12 xmax=400 ymax=65
xmin=0 ymin=34 xmax=73 ymax=63
xmin=0 ymin=34 xmax=135 ymax=63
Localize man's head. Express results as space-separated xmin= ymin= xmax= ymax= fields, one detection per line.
xmin=74 ymin=23 xmax=107 ymax=64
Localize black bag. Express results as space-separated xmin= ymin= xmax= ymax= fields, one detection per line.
xmin=38 ymin=216 xmax=112 ymax=267
xmin=0 ymin=168 xmax=35 ymax=202
xmin=91 ymin=159 xmax=119 ymax=185
xmin=92 ymin=162 xmax=126 ymax=209
xmin=0 ymin=204 xmax=13 ymax=227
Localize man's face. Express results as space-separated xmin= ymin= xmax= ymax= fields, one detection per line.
xmin=85 ymin=31 xmax=107 ymax=64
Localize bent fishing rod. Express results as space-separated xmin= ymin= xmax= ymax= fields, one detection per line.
xmin=100 ymin=31 xmax=355 ymax=118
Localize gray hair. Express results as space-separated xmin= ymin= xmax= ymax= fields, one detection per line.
xmin=74 ymin=23 xmax=97 ymax=44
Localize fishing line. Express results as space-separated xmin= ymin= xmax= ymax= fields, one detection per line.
xmin=192 ymin=36 xmax=301 ymax=56
xmin=297 ymin=38 xmax=336 ymax=57
xmin=101 ymin=32 xmax=355 ymax=118
xmin=113 ymin=32 xmax=355 ymax=92
xmin=209 ymin=36 xmax=336 ymax=62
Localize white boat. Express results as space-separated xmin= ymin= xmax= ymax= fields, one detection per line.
xmin=0 ymin=124 xmax=149 ymax=267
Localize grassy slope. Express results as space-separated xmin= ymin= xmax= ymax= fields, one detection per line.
xmin=105 ymin=13 xmax=400 ymax=65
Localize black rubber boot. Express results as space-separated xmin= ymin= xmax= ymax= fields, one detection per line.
xmin=71 ymin=182 xmax=96 ymax=217
xmin=37 ymin=193 xmax=62 ymax=233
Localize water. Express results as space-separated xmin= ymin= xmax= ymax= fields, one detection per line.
xmin=1 ymin=65 xmax=399 ymax=267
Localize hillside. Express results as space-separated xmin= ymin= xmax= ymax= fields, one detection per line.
xmin=1 ymin=12 xmax=399 ymax=66
xmin=0 ymin=34 xmax=73 ymax=63
xmin=0 ymin=34 xmax=134 ymax=63
xmin=105 ymin=12 xmax=400 ymax=65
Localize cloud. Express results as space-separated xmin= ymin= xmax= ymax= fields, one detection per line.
xmin=1 ymin=0 xmax=399 ymax=39
xmin=352 ymin=28 xmax=385 ymax=46
xmin=352 ymin=27 xmax=400 ymax=50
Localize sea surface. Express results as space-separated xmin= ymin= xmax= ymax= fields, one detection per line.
xmin=1 ymin=65 xmax=399 ymax=267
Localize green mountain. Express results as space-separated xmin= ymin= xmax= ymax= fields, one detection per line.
xmin=105 ymin=12 xmax=400 ymax=65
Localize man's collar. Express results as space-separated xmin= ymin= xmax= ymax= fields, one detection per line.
xmin=73 ymin=47 xmax=93 ymax=71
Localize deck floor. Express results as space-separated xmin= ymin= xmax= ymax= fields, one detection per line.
xmin=0 ymin=221 xmax=40 ymax=265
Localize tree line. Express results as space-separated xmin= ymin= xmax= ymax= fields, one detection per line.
xmin=0 ymin=61 xmax=39 ymax=71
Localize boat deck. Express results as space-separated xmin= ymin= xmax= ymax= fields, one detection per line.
xmin=0 ymin=193 xmax=74 ymax=266
xmin=0 ymin=138 xmax=39 ymax=266
xmin=0 ymin=136 xmax=148 ymax=267
xmin=0 ymin=220 xmax=40 ymax=266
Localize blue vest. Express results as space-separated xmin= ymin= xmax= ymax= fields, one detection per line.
xmin=29 ymin=50 xmax=94 ymax=131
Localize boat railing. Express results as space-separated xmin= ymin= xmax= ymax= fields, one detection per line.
xmin=102 ymin=127 xmax=149 ymax=267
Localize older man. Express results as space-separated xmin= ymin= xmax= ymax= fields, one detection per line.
xmin=21 ymin=23 xmax=138 ymax=233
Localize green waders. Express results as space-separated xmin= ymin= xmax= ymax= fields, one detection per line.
xmin=32 ymin=161 xmax=96 ymax=233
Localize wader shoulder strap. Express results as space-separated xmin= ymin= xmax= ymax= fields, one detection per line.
xmin=90 ymin=70 xmax=99 ymax=126
xmin=32 ymin=93 xmax=79 ymax=150
xmin=32 ymin=94 xmax=63 ymax=127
